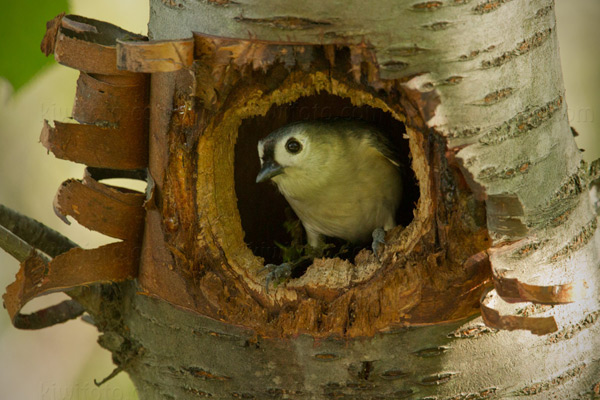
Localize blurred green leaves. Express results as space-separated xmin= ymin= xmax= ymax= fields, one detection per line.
xmin=0 ymin=2 xmax=68 ymax=92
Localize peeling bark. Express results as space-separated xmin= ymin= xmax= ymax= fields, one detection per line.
xmin=126 ymin=0 xmax=599 ymax=398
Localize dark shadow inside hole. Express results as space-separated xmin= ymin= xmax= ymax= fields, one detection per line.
xmin=234 ymin=93 xmax=419 ymax=265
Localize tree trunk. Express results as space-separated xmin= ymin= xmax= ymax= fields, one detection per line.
xmin=121 ymin=0 xmax=598 ymax=398
xmin=3 ymin=0 xmax=600 ymax=399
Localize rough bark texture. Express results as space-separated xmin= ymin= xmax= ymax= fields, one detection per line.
xmin=138 ymin=54 xmax=491 ymax=338
xmin=89 ymin=0 xmax=598 ymax=398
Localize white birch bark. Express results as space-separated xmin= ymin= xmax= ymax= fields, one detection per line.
xmin=108 ymin=1 xmax=599 ymax=398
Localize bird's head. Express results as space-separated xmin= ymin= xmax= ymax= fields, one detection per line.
xmin=256 ymin=122 xmax=317 ymax=184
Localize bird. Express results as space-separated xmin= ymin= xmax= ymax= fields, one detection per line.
xmin=256 ymin=119 xmax=402 ymax=264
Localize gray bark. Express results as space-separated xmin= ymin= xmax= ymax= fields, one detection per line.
xmin=114 ymin=284 xmax=600 ymax=400
xmin=90 ymin=0 xmax=600 ymax=398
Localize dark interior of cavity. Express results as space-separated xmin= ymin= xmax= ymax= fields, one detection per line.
xmin=235 ymin=93 xmax=419 ymax=264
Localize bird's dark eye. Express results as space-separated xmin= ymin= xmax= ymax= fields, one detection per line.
xmin=285 ymin=138 xmax=302 ymax=154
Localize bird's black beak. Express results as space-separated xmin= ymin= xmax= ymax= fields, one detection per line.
xmin=256 ymin=160 xmax=283 ymax=183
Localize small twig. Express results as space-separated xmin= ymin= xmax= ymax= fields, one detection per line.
xmin=13 ymin=300 xmax=86 ymax=330
xmin=0 ymin=224 xmax=48 ymax=262
xmin=94 ymin=365 xmax=124 ymax=387
xmin=0 ymin=204 xmax=78 ymax=258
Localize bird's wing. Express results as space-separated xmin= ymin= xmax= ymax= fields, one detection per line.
xmin=336 ymin=120 xmax=402 ymax=168
xmin=365 ymin=128 xmax=401 ymax=167
xmin=307 ymin=118 xmax=403 ymax=167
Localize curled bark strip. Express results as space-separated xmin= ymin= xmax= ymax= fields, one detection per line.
xmin=492 ymin=273 xmax=581 ymax=305
xmin=117 ymin=38 xmax=194 ymax=73
xmin=3 ymin=241 xmax=140 ymax=325
xmin=5 ymin=14 xmax=150 ymax=331
xmin=40 ymin=120 xmax=148 ymax=170
xmin=480 ymin=288 xmax=558 ymax=335
xmin=489 ymin=237 xmax=588 ymax=306
xmin=40 ymin=12 xmax=66 ymax=56
xmin=72 ymin=71 xmax=149 ymax=129
xmin=2 ymin=174 xmax=143 ymax=329
xmin=13 ymin=299 xmax=85 ymax=330
xmin=41 ymin=14 xmax=146 ymax=76
xmin=53 ymin=171 xmax=145 ymax=241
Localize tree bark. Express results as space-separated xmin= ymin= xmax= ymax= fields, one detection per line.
xmin=102 ymin=0 xmax=599 ymax=398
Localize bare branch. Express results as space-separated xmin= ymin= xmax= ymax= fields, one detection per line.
xmin=0 ymin=224 xmax=49 ymax=262
xmin=0 ymin=204 xmax=77 ymax=259
xmin=13 ymin=300 xmax=86 ymax=330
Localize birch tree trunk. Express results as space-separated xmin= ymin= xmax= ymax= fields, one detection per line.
xmin=3 ymin=1 xmax=599 ymax=399
xmin=91 ymin=0 xmax=598 ymax=398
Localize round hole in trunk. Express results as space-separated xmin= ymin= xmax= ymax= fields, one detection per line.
xmin=234 ymin=92 xmax=419 ymax=265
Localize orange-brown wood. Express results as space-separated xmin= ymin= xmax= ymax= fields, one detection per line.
xmin=136 ymin=35 xmax=493 ymax=338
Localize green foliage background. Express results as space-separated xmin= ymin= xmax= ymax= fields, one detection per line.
xmin=0 ymin=2 xmax=69 ymax=91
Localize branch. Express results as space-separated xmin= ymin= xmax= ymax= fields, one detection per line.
xmin=13 ymin=300 xmax=85 ymax=330
xmin=0 ymin=224 xmax=48 ymax=263
xmin=0 ymin=204 xmax=77 ymax=258
xmin=0 ymin=204 xmax=88 ymax=329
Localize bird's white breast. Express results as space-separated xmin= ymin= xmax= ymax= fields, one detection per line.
xmin=274 ymin=142 xmax=401 ymax=244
